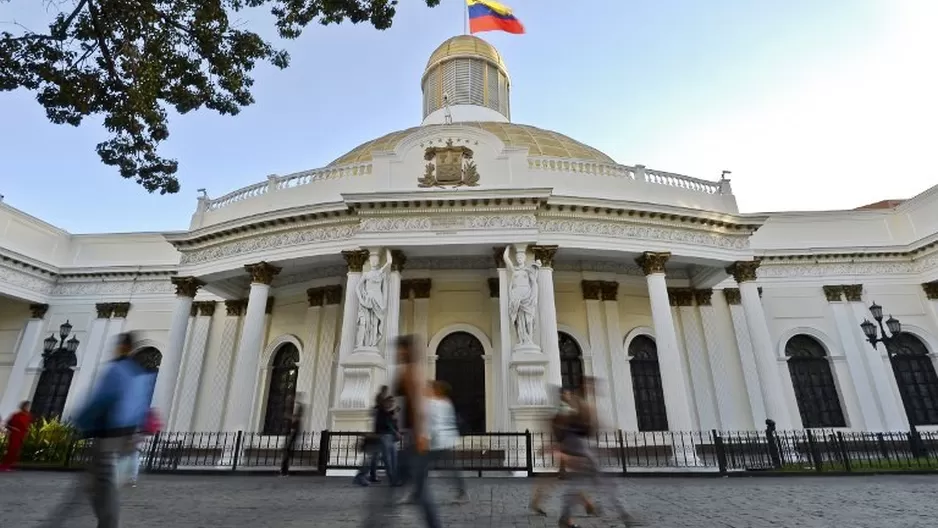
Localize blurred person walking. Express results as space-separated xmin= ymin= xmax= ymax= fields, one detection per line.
xmin=427 ymin=380 xmax=469 ymax=502
xmin=0 ymin=400 xmax=32 ymax=471
xmin=118 ymin=407 xmax=161 ymax=487
xmin=280 ymin=395 xmax=305 ymax=476
xmin=40 ymin=331 xmax=152 ymax=528
xmin=354 ymin=386 xmax=398 ymax=486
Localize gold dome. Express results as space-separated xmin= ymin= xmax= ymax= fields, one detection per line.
xmin=424 ymin=35 xmax=508 ymax=79
xmin=329 ymin=122 xmax=615 ymax=166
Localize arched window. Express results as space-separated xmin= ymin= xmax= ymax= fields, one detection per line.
xmin=887 ymin=333 xmax=938 ymax=426
xmin=31 ymin=348 xmax=78 ymax=419
xmin=785 ymin=335 xmax=846 ymax=428
xmin=133 ymin=347 xmax=162 ymax=406
xmin=436 ymin=332 xmax=486 ymax=433
xmin=558 ymin=332 xmax=584 ymax=392
xmin=262 ymin=344 xmax=300 ymax=435
xmin=628 ymin=335 xmax=668 ymax=432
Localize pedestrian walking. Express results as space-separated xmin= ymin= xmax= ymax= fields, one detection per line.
xmin=0 ymin=400 xmax=32 ymax=471
xmin=427 ymin=380 xmax=469 ymax=502
xmin=354 ymin=386 xmax=398 ymax=486
xmin=40 ymin=331 xmax=152 ymax=528
xmin=280 ymin=395 xmax=305 ymax=476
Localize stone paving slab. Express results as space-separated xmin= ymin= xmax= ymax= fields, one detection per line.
xmin=1 ymin=472 xmax=935 ymax=528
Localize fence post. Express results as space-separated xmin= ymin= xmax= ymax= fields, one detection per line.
xmin=805 ymin=429 xmax=823 ymax=472
xmin=317 ymin=430 xmax=331 ymax=475
xmin=232 ymin=431 xmax=243 ymax=472
xmin=712 ymin=429 xmax=728 ymax=475
xmin=835 ymin=432 xmax=851 ymax=472
xmin=764 ymin=419 xmax=782 ymax=469
xmin=617 ymin=430 xmax=628 ymax=475
xmin=524 ymin=429 xmax=534 ymax=477
xmin=145 ymin=431 xmax=161 ymax=472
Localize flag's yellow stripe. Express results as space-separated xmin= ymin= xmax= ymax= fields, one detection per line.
xmin=467 ymin=0 xmax=513 ymax=17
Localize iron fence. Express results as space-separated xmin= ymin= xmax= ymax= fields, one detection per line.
xmin=11 ymin=427 xmax=938 ymax=475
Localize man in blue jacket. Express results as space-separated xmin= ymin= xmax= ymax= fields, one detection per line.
xmin=43 ymin=331 xmax=151 ymax=528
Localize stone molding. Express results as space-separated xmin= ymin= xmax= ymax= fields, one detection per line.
xmin=530 ymin=245 xmax=558 ymax=268
xmin=171 ymin=276 xmax=204 ymax=298
xmin=727 ymin=261 xmax=760 ymax=283
xmin=822 ymin=285 xmax=844 ymax=302
xmin=843 ymin=284 xmax=864 ymax=302
xmin=359 ymin=214 xmax=537 ymax=233
xmin=723 ymin=288 xmax=741 ymax=305
xmin=342 ymin=250 xmax=369 ymax=272
xmin=323 ymin=285 xmax=343 ymax=305
xmin=177 ymin=222 xmax=358 ymax=265
xmin=922 ymin=282 xmax=938 ymax=300
xmin=694 ymin=289 xmax=713 ymax=306
xmin=244 ymin=262 xmax=281 ymax=285
xmin=29 ymin=303 xmax=49 ymax=319
xmin=390 ymin=250 xmax=407 ymax=272
xmin=540 ymin=218 xmax=750 ymax=251
xmin=667 ymin=288 xmax=695 ymax=307
xmin=224 ymin=299 xmax=248 ymax=316
xmin=307 ymin=287 xmax=325 ymax=307
xmin=636 ymin=252 xmax=670 ymax=275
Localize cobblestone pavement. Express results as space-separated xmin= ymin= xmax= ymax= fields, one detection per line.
xmin=1 ymin=472 xmax=935 ymax=528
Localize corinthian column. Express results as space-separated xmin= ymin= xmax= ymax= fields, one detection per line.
xmin=153 ymin=277 xmax=203 ymax=415
xmin=582 ymin=281 xmax=614 ymax=427
xmin=202 ymin=300 xmax=246 ymax=431
xmin=171 ymin=301 xmax=216 ymax=431
xmin=602 ymin=280 xmax=637 ymax=431
xmin=531 ymin=245 xmax=562 ymax=387
xmin=62 ymin=303 xmax=111 ymax=418
xmin=0 ymin=304 xmax=48 ymax=417
xmin=309 ymin=285 xmax=342 ymax=432
xmin=696 ymin=290 xmax=741 ymax=429
xmin=673 ymin=288 xmax=719 ymax=431
xmin=636 ymin=252 xmax=694 ymax=431
xmin=224 ymin=262 xmax=280 ymax=431
xmin=727 ymin=261 xmax=790 ymax=429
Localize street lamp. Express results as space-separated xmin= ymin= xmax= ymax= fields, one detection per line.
xmin=43 ymin=320 xmax=80 ymax=359
xmin=860 ymin=303 xmax=925 ymax=457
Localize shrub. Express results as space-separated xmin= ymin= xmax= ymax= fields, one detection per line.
xmin=19 ymin=417 xmax=79 ymax=464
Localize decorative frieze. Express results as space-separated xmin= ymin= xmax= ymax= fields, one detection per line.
xmin=411 ymin=279 xmax=432 ymax=299
xmin=539 ymin=219 xmax=750 ymax=250
xmin=171 ymin=276 xmax=204 ymax=298
xmin=487 ymin=277 xmax=500 ymax=298
xmin=600 ymin=281 xmax=619 ymax=302
xmin=922 ymin=282 xmax=938 ymax=300
xmin=727 ymin=261 xmax=760 ymax=283
xmin=530 ymin=245 xmax=558 ymax=268
xmin=52 ymin=277 xmax=175 ymax=297
xmin=843 ymin=284 xmax=864 ymax=302
xmin=359 ymin=214 xmax=537 ymax=233
xmin=342 ymin=250 xmax=370 ymax=272
xmin=667 ymin=288 xmax=695 ymax=307
xmin=307 ymin=287 xmax=325 ymax=307
xmin=29 ymin=303 xmax=49 ymax=319
xmin=581 ymin=280 xmax=602 ymax=301
xmin=723 ymin=288 xmax=741 ymax=305
xmin=224 ymin=299 xmax=248 ymax=316
xmin=694 ymin=289 xmax=713 ymax=306
xmin=244 ymin=262 xmax=281 ymax=285
xmin=192 ymin=301 xmax=216 ymax=317
xmin=822 ymin=285 xmax=844 ymax=302
xmin=390 ymin=250 xmax=407 ymax=272
xmin=177 ymin=223 xmax=358 ymax=265
xmin=636 ymin=252 xmax=670 ymax=276
xmin=111 ymin=302 xmax=131 ymax=318
xmin=323 ymin=285 xmax=343 ymax=305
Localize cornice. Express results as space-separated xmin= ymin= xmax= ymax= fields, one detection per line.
xmin=546 ymin=195 xmax=762 ymax=231
xmin=167 ymin=206 xmax=355 ymax=248
xmin=342 ymin=187 xmax=553 ymax=205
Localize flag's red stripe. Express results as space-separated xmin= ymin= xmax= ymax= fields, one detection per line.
xmin=469 ymin=15 xmax=525 ymax=34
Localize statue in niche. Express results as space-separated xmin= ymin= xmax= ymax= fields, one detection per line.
xmin=503 ymin=246 xmax=541 ymax=347
xmin=356 ymin=249 xmax=392 ymax=349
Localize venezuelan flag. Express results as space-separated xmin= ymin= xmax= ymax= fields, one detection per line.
xmin=467 ymin=0 xmax=525 ymax=35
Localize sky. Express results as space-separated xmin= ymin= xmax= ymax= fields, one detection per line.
xmin=0 ymin=0 xmax=936 ymax=234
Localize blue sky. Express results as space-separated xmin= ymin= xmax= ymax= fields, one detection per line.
xmin=1 ymin=0 xmax=935 ymax=233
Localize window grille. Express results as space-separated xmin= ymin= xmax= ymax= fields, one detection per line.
xmin=628 ymin=335 xmax=668 ymax=431
xmin=785 ymin=335 xmax=846 ymax=428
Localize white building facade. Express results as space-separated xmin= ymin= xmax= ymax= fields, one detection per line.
xmin=2 ymin=36 xmax=937 ymax=435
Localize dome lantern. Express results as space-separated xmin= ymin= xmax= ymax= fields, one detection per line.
xmin=421 ymin=35 xmax=511 ymax=125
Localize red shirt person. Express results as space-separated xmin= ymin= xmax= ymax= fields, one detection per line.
xmin=1 ymin=401 xmax=32 ymax=471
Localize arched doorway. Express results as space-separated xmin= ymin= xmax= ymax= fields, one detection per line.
xmin=628 ymin=335 xmax=668 ymax=432
xmin=887 ymin=333 xmax=938 ymax=426
xmin=784 ymin=335 xmax=845 ymax=428
xmin=32 ymin=348 xmax=78 ymax=419
xmin=436 ymin=332 xmax=486 ymax=433
xmin=133 ymin=347 xmax=162 ymax=406
xmin=558 ymin=332 xmax=584 ymax=392
xmin=263 ymin=343 xmax=300 ymax=435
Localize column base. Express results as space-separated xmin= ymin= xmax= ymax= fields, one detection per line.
xmin=331 ymin=408 xmax=373 ymax=432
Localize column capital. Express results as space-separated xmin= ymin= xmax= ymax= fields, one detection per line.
xmin=600 ymin=281 xmax=619 ymax=302
xmin=694 ymin=289 xmax=713 ymax=306
xmin=265 ymin=297 xmax=275 ymax=315
xmin=28 ymin=303 xmax=49 ymax=319
xmin=581 ymin=280 xmax=602 ymax=300
xmin=723 ymin=288 xmax=741 ymax=305
xmin=411 ymin=278 xmax=432 ymax=299
xmin=244 ymin=262 xmax=281 ymax=285
xmin=726 ymin=260 xmax=760 ymax=283
xmin=323 ymin=285 xmax=343 ymax=305
xmin=111 ymin=302 xmax=131 ymax=318
xmin=492 ymin=246 xmax=506 ymax=268
xmin=342 ymin=250 xmax=370 ymax=272
xmin=400 ymin=280 xmax=413 ymax=300
xmin=192 ymin=301 xmax=216 ymax=317
xmin=171 ymin=276 xmax=205 ymax=297
xmin=822 ymin=285 xmax=844 ymax=302
xmin=922 ymin=281 xmax=938 ymax=300
xmin=843 ymin=284 xmax=864 ymax=302
xmin=530 ymin=245 xmax=558 ymax=268
xmin=636 ymin=252 xmax=671 ymax=275
xmin=390 ymin=250 xmax=407 ymax=272
xmin=487 ymin=277 xmax=500 ymax=298
xmin=668 ymin=288 xmax=695 ymax=307
xmin=307 ymin=287 xmax=325 ymax=307
xmin=224 ymin=299 xmax=248 ymax=316
xmin=95 ymin=302 xmax=114 ymax=319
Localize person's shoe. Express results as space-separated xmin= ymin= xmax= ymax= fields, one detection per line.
xmin=530 ymin=502 xmax=547 ymax=516
xmin=368 ymin=476 xmax=381 ymax=483
xmin=353 ymin=475 xmax=370 ymax=487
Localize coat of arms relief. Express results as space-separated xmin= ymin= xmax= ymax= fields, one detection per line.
xmin=418 ymin=139 xmax=481 ymax=188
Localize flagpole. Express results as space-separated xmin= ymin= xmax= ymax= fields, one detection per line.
xmin=464 ymin=2 xmax=469 ymax=34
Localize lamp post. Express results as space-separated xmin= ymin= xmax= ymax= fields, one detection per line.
xmin=43 ymin=320 xmax=80 ymax=359
xmin=859 ymin=303 xmax=925 ymax=457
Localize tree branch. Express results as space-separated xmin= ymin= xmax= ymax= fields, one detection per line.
xmin=85 ymin=0 xmax=123 ymax=88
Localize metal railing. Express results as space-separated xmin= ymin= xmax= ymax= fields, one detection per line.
xmin=10 ymin=427 xmax=938 ymax=475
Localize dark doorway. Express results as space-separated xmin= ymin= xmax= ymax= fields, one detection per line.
xmin=263 ymin=344 xmax=300 ymax=435
xmin=888 ymin=333 xmax=938 ymax=426
xmin=31 ymin=349 xmax=77 ymax=420
xmin=436 ymin=331 xmax=486 ymax=433
xmin=785 ymin=335 xmax=845 ymax=428
xmin=628 ymin=335 xmax=669 ymax=432
xmin=559 ymin=332 xmax=584 ymax=392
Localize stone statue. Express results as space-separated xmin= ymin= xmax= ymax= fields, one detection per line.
xmin=356 ymin=249 xmax=392 ymax=349
xmin=503 ymin=246 xmax=541 ymax=347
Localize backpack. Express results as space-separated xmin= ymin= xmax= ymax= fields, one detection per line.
xmin=142 ymin=408 xmax=162 ymax=435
